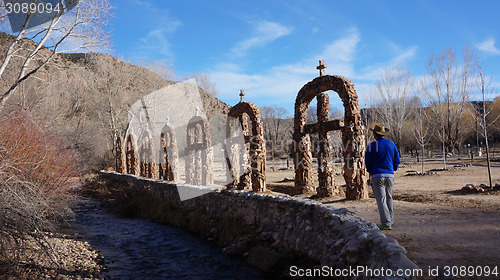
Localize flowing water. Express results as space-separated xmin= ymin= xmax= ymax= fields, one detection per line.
xmin=71 ymin=198 xmax=262 ymax=280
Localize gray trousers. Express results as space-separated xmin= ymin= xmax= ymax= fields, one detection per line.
xmin=371 ymin=177 xmax=394 ymax=227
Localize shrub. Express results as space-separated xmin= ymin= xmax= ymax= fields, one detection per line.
xmin=0 ymin=108 xmax=79 ymax=261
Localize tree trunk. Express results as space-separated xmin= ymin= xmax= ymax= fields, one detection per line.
xmin=442 ymin=137 xmax=447 ymax=170
xmin=483 ymin=97 xmax=493 ymax=188
xmin=421 ymin=144 xmax=425 ymax=174
xmin=485 ymin=138 xmax=492 ymax=188
xmin=272 ymin=148 xmax=276 ymax=171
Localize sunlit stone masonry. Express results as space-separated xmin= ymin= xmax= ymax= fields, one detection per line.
xmin=225 ymin=90 xmax=266 ymax=192
xmin=159 ymin=117 xmax=179 ymax=181
xmin=185 ymin=108 xmax=214 ymax=186
xmin=125 ymin=134 xmax=140 ymax=176
xmin=293 ymin=60 xmax=368 ymax=200
xmin=115 ymin=135 xmax=126 ymax=174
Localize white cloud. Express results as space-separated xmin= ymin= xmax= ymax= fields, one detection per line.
xmin=357 ymin=45 xmax=418 ymax=81
xmin=137 ymin=29 xmax=174 ymax=57
xmin=210 ymin=27 xmax=420 ymax=110
xmin=230 ymin=21 xmax=294 ymax=57
xmin=128 ymin=0 xmax=153 ymax=8
xmin=213 ymin=63 xmax=243 ymax=73
xmin=129 ymin=0 xmax=182 ymax=61
xmin=477 ymin=37 xmax=500 ymax=55
xmin=211 ymin=28 xmax=361 ymax=104
xmin=317 ymin=28 xmax=360 ymax=77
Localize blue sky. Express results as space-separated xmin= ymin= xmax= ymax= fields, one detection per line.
xmin=95 ymin=0 xmax=500 ymax=112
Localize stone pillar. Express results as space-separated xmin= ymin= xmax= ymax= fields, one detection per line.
xmin=139 ymin=135 xmax=151 ymax=178
xmin=238 ymin=114 xmax=251 ymax=190
xmin=316 ymin=93 xmax=344 ymax=197
xmin=161 ymin=130 xmax=178 ymax=181
xmin=342 ymin=94 xmax=368 ymax=200
xmin=294 ymin=131 xmax=315 ymax=194
xmin=126 ymin=135 xmax=139 ymax=176
xmin=115 ymin=136 xmax=126 ymax=173
xmin=185 ymin=117 xmax=214 ymax=186
xmin=146 ymin=135 xmax=156 ymax=179
xmin=199 ymin=120 xmax=214 ymax=186
xmin=158 ymin=162 xmax=164 ymax=179
xmin=224 ymin=117 xmax=239 ymax=188
xmin=249 ymin=111 xmax=266 ymax=192
xmin=185 ymin=126 xmax=195 ymax=184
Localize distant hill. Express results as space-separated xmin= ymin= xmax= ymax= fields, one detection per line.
xmin=0 ymin=31 xmax=230 ymax=170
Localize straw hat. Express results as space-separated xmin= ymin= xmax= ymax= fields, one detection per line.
xmin=369 ymin=123 xmax=389 ymax=136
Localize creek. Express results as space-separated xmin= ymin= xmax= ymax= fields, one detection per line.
xmin=71 ymin=198 xmax=262 ymax=280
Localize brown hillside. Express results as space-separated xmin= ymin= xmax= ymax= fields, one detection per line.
xmin=0 ymin=31 xmax=230 ymax=170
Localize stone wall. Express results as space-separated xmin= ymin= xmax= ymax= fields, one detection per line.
xmin=98 ymin=171 xmax=418 ymax=279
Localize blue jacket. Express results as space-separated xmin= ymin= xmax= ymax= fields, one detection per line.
xmin=365 ymin=137 xmax=400 ymax=178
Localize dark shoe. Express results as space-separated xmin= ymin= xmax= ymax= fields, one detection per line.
xmin=378 ymin=224 xmax=392 ymax=230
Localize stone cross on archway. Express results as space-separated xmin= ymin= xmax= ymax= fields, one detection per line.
xmin=315 ymin=60 xmax=341 ymax=197
xmin=316 ymin=60 xmax=327 ymax=76
xmin=293 ymin=60 xmax=368 ymax=200
xmin=225 ymin=90 xmax=266 ymax=192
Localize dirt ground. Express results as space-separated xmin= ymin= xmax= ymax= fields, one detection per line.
xmin=266 ymin=158 xmax=500 ymax=279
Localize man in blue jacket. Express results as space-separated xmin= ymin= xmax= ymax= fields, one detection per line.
xmin=365 ymin=124 xmax=400 ymax=230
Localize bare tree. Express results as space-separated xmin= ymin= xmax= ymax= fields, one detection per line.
xmin=375 ymin=65 xmax=414 ymax=149
xmin=261 ymin=105 xmax=291 ymax=170
xmin=137 ymin=59 xmax=176 ymax=81
xmin=490 ymin=97 xmax=500 ymax=136
xmin=412 ymin=103 xmax=432 ymax=173
xmin=472 ymin=61 xmax=500 ymax=188
xmin=361 ymin=89 xmax=379 ymax=147
xmin=93 ymin=76 xmax=128 ymax=153
xmin=184 ymin=72 xmax=218 ymax=96
xmin=423 ymin=47 xmax=477 ymax=169
xmin=0 ymin=0 xmax=111 ymax=110
xmin=306 ymin=105 xmax=317 ymax=124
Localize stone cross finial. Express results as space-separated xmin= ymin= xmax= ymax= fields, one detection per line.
xmin=239 ymin=89 xmax=245 ymax=103
xmin=317 ymin=60 xmax=327 ymax=77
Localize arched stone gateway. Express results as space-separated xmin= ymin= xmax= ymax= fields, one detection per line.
xmin=225 ymin=90 xmax=266 ymax=192
xmin=293 ymin=60 xmax=368 ymax=200
xmin=159 ymin=118 xmax=179 ymax=181
xmin=185 ymin=112 xmax=214 ymax=185
xmin=139 ymin=128 xmax=156 ymax=179
xmin=115 ymin=135 xmax=126 ymax=174
xmin=126 ymin=134 xmax=140 ymax=176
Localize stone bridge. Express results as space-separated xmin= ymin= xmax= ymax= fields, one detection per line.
xmin=98 ymin=171 xmax=419 ymax=279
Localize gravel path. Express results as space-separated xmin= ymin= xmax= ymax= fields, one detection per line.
xmin=2 ymin=232 xmax=103 ymax=280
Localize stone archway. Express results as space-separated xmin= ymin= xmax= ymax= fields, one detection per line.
xmin=294 ymin=60 xmax=368 ymax=200
xmin=225 ymin=90 xmax=266 ymax=192
xmin=126 ymin=134 xmax=140 ymax=176
xmin=159 ymin=119 xmax=179 ymax=181
xmin=185 ymin=114 xmax=214 ymax=185
xmin=139 ymin=128 xmax=156 ymax=179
